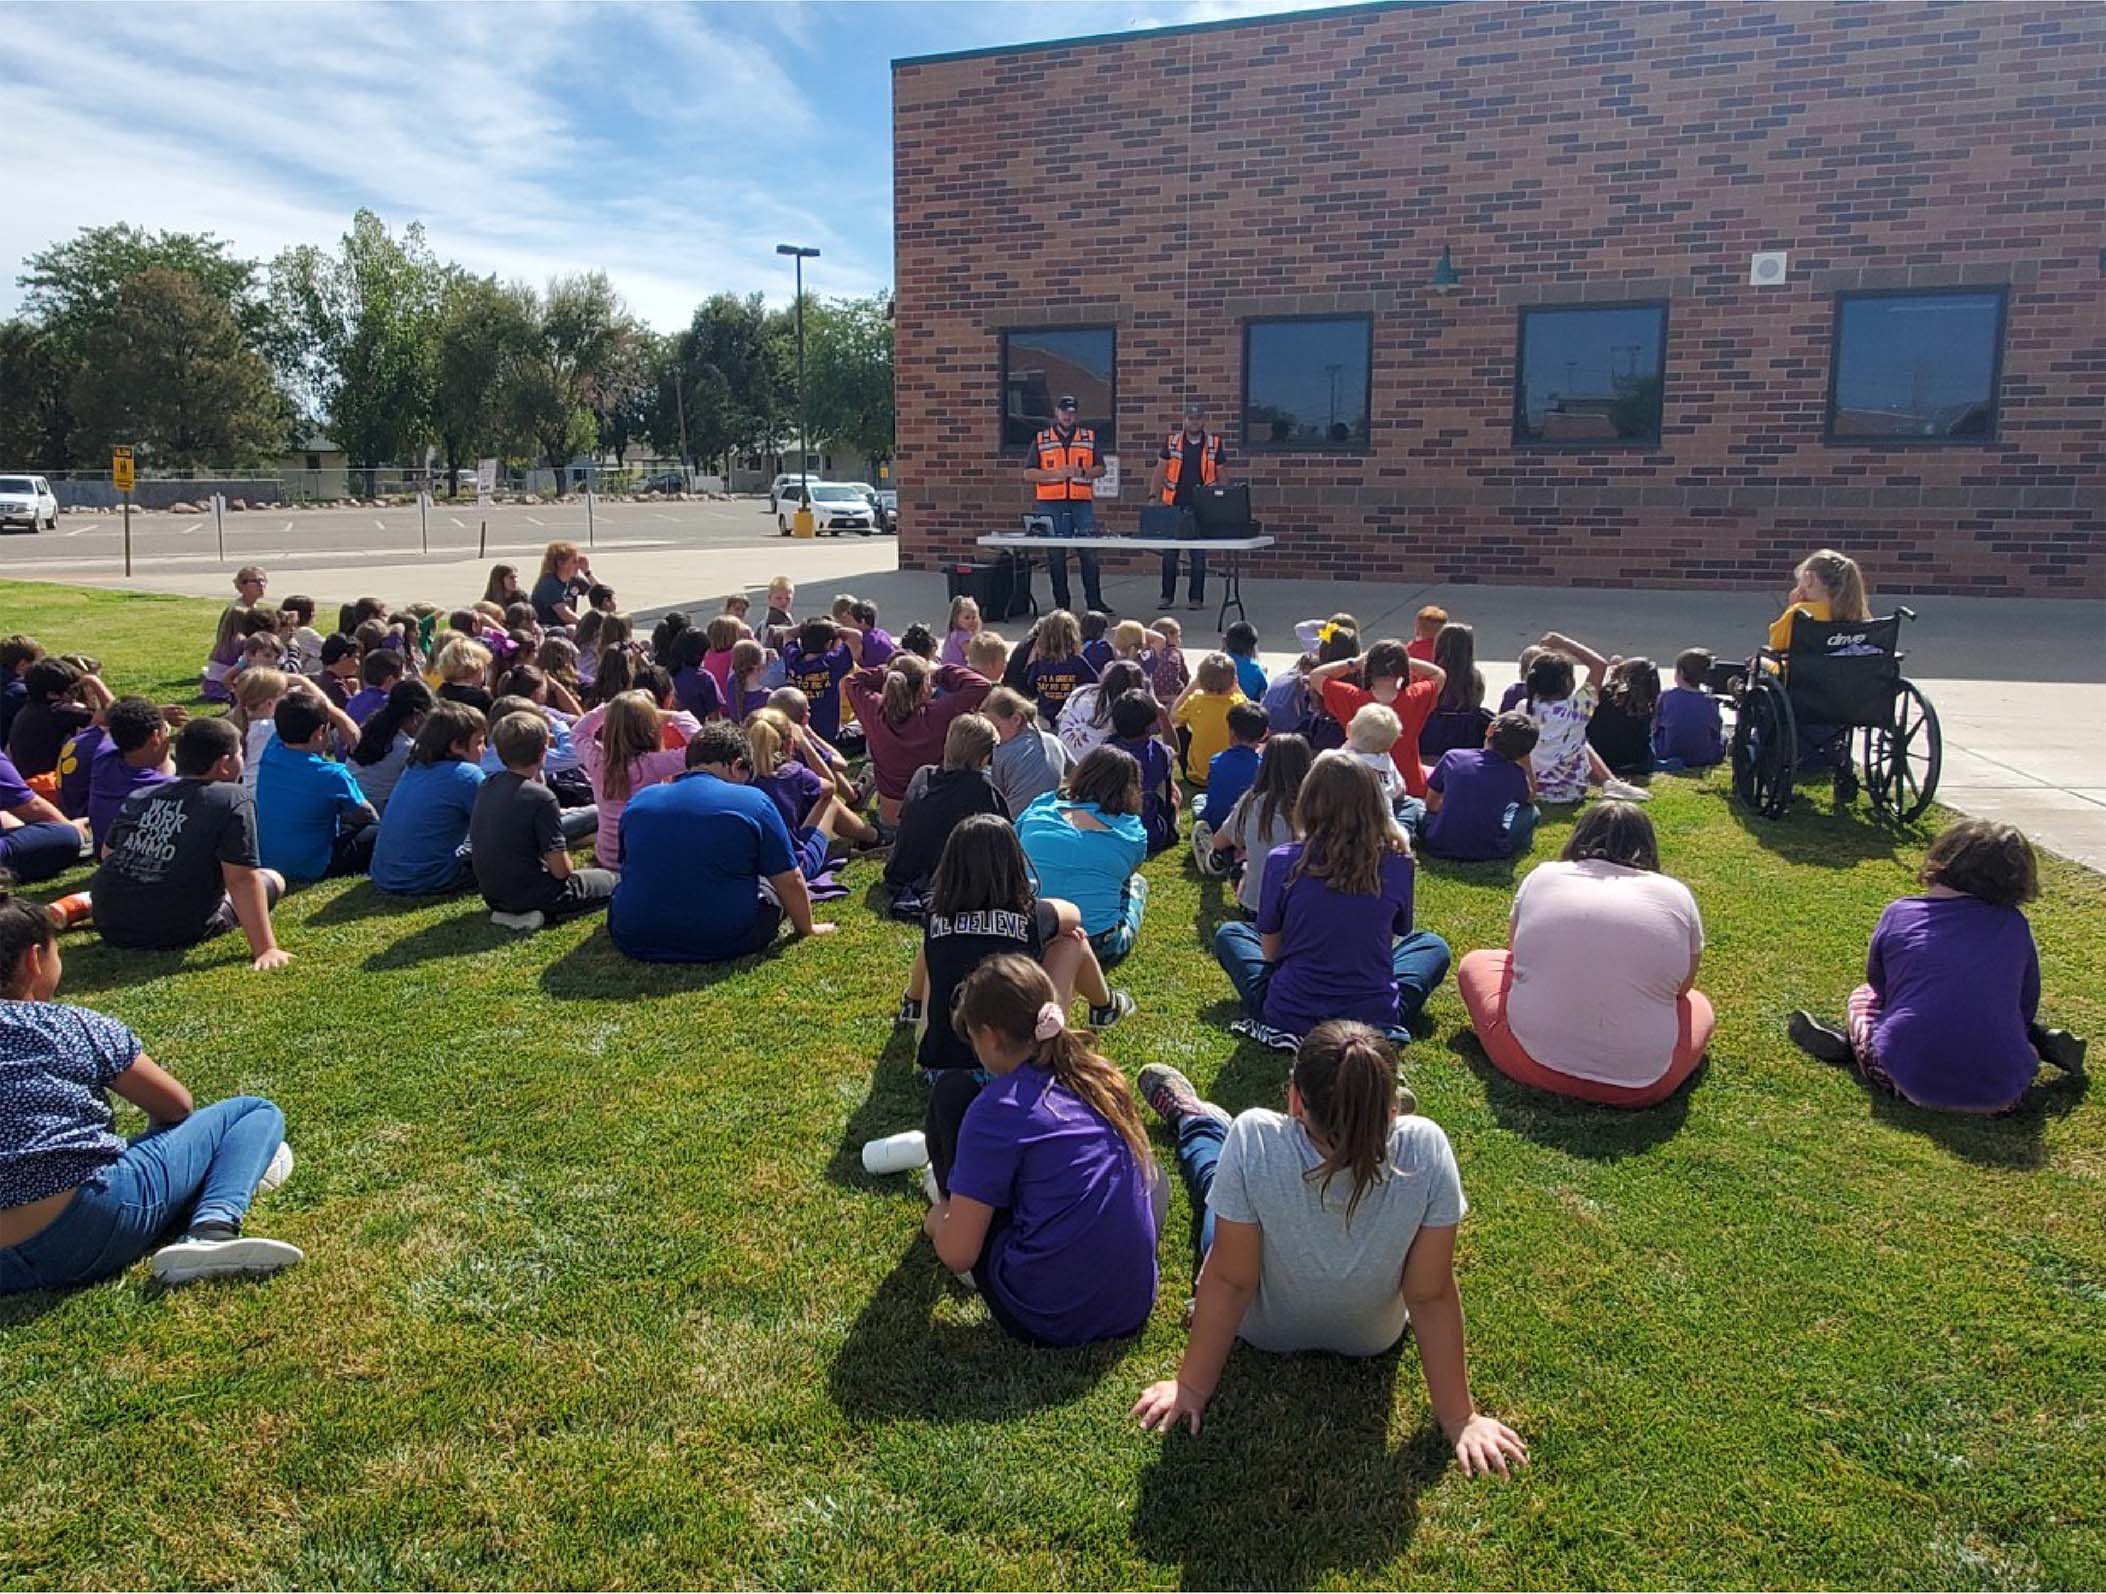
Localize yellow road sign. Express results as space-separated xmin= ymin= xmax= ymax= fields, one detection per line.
xmin=111 ymin=446 xmax=134 ymax=493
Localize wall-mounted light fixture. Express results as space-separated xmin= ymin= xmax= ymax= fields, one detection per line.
xmin=1430 ymin=245 xmax=1461 ymax=294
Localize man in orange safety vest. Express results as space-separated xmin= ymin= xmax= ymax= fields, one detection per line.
xmin=1147 ymin=400 xmax=1227 ymax=611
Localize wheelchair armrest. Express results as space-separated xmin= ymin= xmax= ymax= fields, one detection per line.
xmin=1896 ymin=605 xmax=1918 ymax=622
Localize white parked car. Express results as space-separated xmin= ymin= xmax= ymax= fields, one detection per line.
xmin=0 ymin=475 xmax=58 ymax=533
xmin=768 ymin=472 xmax=816 ymax=513
xmin=777 ymin=482 xmax=877 ymax=537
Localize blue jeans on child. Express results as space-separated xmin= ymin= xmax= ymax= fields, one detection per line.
xmin=1087 ymin=873 xmax=1149 ymax=964
xmin=1212 ymin=921 xmax=1451 ymax=1026
xmin=0 ymin=1096 xmax=285 ymax=1293
xmin=1171 ymin=1112 xmax=1229 ymax=1264
xmin=0 ymin=819 xmax=84 ymax=884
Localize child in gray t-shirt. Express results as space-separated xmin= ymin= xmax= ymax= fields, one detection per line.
xmin=1131 ymin=1023 xmax=1529 ymax=1482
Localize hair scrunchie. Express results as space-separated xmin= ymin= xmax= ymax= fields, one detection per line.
xmin=1034 ymin=1002 xmax=1066 ymax=1042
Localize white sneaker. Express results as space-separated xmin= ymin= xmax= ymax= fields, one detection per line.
xmin=491 ymin=909 xmax=546 ymax=932
xmin=150 ymin=1232 xmax=304 ymax=1285
xmin=1601 ymin=777 xmax=1653 ymax=802
xmin=257 ymin=1141 xmax=294 ymax=1195
xmin=920 ymin=1165 xmax=941 ymax=1206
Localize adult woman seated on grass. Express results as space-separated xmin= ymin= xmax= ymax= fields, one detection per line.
xmin=1015 ymin=745 xmax=1150 ymax=965
xmin=1211 ymin=752 xmax=1451 ymax=1040
xmin=902 ymin=815 xmax=1134 ymax=1076
xmin=1457 ymin=801 xmax=1711 ymax=1109
xmin=0 ymin=888 xmax=301 ymax=1290
xmin=1129 ymin=1025 xmax=1527 ymax=1478
xmin=843 ymin=653 xmax=993 ymax=830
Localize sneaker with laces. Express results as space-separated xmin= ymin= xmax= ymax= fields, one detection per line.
xmin=1601 ymin=777 xmax=1653 ymax=802
xmin=1136 ymin=1064 xmax=1231 ymax=1132
xmin=257 ymin=1142 xmax=294 ymax=1195
xmin=1787 ymin=1009 xmax=1854 ymax=1065
xmin=1088 ymin=990 xmax=1136 ymax=1029
xmin=491 ymin=909 xmax=546 ymax=932
xmin=45 ymin=892 xmax=93 ymax=931
xmin=150 ymin=1224 xmax=304 ymax=1285
xmin=897 ymin=996 xmax=924 ymax=1027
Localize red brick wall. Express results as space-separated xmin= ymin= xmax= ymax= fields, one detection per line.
xmin=892 ymin=1 xmax=2104 ymax=599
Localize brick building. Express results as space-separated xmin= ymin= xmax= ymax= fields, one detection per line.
xmin=891 ymin=1 xmax=2103 ymax=599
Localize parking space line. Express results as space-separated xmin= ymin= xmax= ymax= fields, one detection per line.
xmin=450 ymin=516 xmax=466 ymax=529
xmin=373 ymin=518 xmax=387 ymax=531
xmin=281 ymin=521 xmax=294 ymax=534
xmin=524 ymin=515 xmax=546 ymax=527
xmin=182 ymin=522 xmax=202 ymax=535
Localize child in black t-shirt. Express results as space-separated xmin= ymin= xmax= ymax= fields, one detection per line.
xmin=897 ymin=815 xmax=1132 ymax=1077
xmin=471 ymin=710 xmax=617 ymax=932
xmin=87 ymin=717 xmax=291 ymax=970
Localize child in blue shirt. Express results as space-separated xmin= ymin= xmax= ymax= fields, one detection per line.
xmin=1201 ymin=700 xmax=1268 ymax=831
xmin=255 ymin=694 xmax=377 ymax=881
xmin=372 ymin=701 xmax=488 ymax=894
xmin=1108 ymin=690 xmax=1178 ymax=855
xmin=1418 ymin=711 xmax=1541 ymax=862
xmin=1224 ymin=621 xmax=1269 ymax=703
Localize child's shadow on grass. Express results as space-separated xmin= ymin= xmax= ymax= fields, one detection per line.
xmin=37 ymin=942 xmax=193 ymax=1000
xmin=1716 ymin=783 xmax=1924 ymax=868
xmin=537 ymin=924 xmax=786 ymax=1001
xmin=828 ymin=1239 xmax=1126 ymax=1422
xmin=1129 ymin=1347 xmax=1446 ymax=1587
xmin=359 ymin=906 xmax=513 ymax=972
xmin=297 ymin=880 xmax=409 ymax=926
xmin=1867 ymin=1068 xmax=2087 ymax=1171
xmin=1444 ymin=1031 xmax=1694 ymax=1159
xmin=824 ymin=1023 xmax=927 ymax=1190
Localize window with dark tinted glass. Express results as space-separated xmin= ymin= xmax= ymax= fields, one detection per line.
xmin=1827 ymin=289 xmax=2006 ymax=443
xmin=1513 ymin=303 xmax=1668 ymax=446
xmin=1242 ymin=317 xmax=1372 ymax=449
xmin=1001 ymin=327 xmax=1115 ymax=449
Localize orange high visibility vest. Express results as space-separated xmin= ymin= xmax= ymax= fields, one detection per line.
xmin=1160 ymin=429 xmax=1221 ymax=503
xmin=1033 ymin=425 xmax=1097 ymax=502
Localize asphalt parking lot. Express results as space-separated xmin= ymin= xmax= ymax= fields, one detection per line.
xmin=0 ymin=497 xmax=891 ymax=585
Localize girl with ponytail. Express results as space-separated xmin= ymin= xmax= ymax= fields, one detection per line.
xmin=843 ymin=651 xmax=994 ymax=828
xmin=1130 ymin=1023 xmax=1527 ymax=1480
xmin=0 ymin=885 xmax=303 ymax=1290
xmin=920 ymin=953 xmax=1160 ymax=1346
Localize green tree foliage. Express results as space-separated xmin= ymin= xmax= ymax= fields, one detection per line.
xmin=269 ymin=211 xmax=443 ymax=479
xmin=0 ymin=320 xmax=72 ymax=467
xmin=13 ymin=223 xmax=282 ymax=468
xmin=651 ymin=292 xmax=783 ymax=474
xmin=433 ymin=272 xmax=538 ymax=496
xmin=804 ymin=293 xmax=894 ymax=473
xmin=67 ymin=267 xmax=287 ymax=470
xmin=501 ymin=273 xmax=636 ymax=484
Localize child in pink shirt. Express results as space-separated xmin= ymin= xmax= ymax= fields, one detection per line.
xmin=572 ymin=692 xmax=690 ymax=870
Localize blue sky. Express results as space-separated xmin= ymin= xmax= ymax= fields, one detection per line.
xmin=0 ymin=0 xmax=1335 ymax=330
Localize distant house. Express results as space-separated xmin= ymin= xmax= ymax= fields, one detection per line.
xmin=279 ymin=433 xmax=351 ymax=498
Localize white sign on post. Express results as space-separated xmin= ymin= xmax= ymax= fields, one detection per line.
xmin=476 ymin=458 xmax=497 ymax=506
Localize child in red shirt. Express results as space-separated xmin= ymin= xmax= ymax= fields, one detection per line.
xmin=1308 ymin=641 xmax=1446 ymax=800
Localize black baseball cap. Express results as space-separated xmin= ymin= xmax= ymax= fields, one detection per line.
xmin=1055 ymin=394 xmax=1078 ymax=409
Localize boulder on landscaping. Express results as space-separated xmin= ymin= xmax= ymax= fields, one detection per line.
xmin=169 ymin=501 xmax=199 ymax=515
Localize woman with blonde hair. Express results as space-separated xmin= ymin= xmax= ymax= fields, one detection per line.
xmin=531 ymin=540 xmax=595 ymax=628
xmin=1212 ymin=751 xmax=1450 ymax=1039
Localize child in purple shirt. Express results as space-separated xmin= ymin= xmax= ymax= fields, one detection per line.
xmin=779 ymin=622 xmax=856 ymax=743
xmin=55 ymin=724 xmax=106 ymax=820
xmin=1108 ymin=693 xmax=1178 ymax=855
xmin=921 ymin=953 xmax=1160 ymax=1346
xmin=88 ymin=700 xmax=175 ymax=852
xmin=1789 ymin=819 xmax=2086 ymax=1109
xmin=1419 ymin=712 xmax=1541 ymax=861
xmin=1653 ymin=649 xmax=1726 ymax=770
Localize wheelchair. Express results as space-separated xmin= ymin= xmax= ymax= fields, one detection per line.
xmin=1722 ymin=608 xmax=1942 ymax=823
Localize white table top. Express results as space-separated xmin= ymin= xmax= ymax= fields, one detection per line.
xmin=977 ymin=533 xmax=1275 ymax=553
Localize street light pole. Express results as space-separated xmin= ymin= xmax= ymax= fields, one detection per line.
xmin=777 ymin=243 xmax=820 ymax=535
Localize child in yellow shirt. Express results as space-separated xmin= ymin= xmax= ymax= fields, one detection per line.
xmin=1768 ymin=547 xmax=1869 ymax=652
xmin=1170 ymin=652 xmax=1248 ymax=784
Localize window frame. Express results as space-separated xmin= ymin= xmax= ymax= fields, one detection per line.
xmin=1510 ymin=298 xmax=1672 ymax=451
xmin=997 ymin=324 xmax=1118 ymax=454
xmin=1239 ymin=313 xmax=1376 ymax=454
xmin=1823 ymin=285 xmax=2009 ymax=447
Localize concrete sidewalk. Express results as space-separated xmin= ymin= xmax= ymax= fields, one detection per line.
xmin=35 ymin=540 xmax=2106 ymax=870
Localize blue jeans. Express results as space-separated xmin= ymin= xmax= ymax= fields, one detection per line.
xmin=1213 ymin=920 xmax=1451 ymax=1026
xmin=1172 ymin=1113 xmax=1228 ymax=1264
xmin=1044 ymin=502 xmax=1105 ymax=613
xmin=1395 ymin=796 xmax=1427 ymax=838
xmin=1159 ymin=548 xmax=1206 ymax=604
xmin=1503 ymin=800 xmax=1541 ymax=856
xmin=0 ymin=818 xmax=83 ymax=884
xmin=1087 ymin=873 xmax=1149 ymax=964
xmin=0 ymin=1096 xmax=285 ymax=1293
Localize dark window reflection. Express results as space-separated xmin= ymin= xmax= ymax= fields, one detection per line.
xmin=1514 ymin=304 xmax=1667 ymax=445
xmin=1830 ymin=291 xmax=2004 ymax=441
xmin=1243 ymin=318 xmax=1371 ymax=449
xmin=1002 ymin=328 xmax=1116 ymax=448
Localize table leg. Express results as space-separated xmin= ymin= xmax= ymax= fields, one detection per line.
xmin=1215 ymin=550 xmax=1247 ymax=630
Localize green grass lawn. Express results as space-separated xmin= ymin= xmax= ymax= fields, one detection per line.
xmin=1 ymin=577 xmax=2101 ymax=1590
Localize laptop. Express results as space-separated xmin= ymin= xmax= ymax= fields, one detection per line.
xmin=1190 ymin=484 xmax=1258 ymax=539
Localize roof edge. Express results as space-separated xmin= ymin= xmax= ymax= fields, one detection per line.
xmin=891 ymin=0 xmax=1451 ymax=72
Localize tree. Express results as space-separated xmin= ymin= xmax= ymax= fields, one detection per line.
xmin=805 ymin=293 xmax=895 ymax=475
xmin=269 ymin=211 xmax=443 ymax=484
xmin=14 ymin=223 xmax=275 ymax=469
xmin=649 ymin=293 xmax=782 ymax=477
xmin=503 ymin=274 xmax=629 ymax=487
xmin=67 ymin=267 xmax=287 ymax=470
xmin=433 ymin=272 xmax=537 ymax=496
xmin=0 ymin=320 xmax=72 ymax=468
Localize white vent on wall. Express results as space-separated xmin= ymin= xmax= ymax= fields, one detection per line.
xmin=1749 ymin=250 xmax=1790 ymax=286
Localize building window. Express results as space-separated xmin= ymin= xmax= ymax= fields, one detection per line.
xmin=1001 ymin=327 xmax=1115 ymax=449
xmin=1827 ymin=289 xmax=2007 ymax=443
xmin=1513 ymin=302 xmax=1669 ymax=447
xmin=1241 ymin=316 xmax=1372 ymax=449
xmin=305 ymin=453 xmax=322 ymax=471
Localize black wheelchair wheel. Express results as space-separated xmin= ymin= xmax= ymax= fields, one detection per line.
xmin=1864 ymin=680 xmax=1941 ymax=824
xmin=1731 ymin=675 xmax=1797 ymax=819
